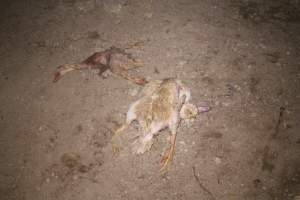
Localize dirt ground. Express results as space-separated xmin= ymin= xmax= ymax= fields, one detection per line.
xmin=0 ymin=0 xmax=300 ymax=199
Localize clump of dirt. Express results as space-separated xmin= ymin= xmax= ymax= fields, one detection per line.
xmin=42 ymin=153 xmax=99 ymax=184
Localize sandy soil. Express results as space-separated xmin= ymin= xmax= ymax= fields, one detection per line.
xmin=0 ymin=0 xmax=300 ymax=199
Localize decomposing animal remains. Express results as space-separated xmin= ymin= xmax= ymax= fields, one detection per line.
xmin=53 ymin=46 xmax=147 ymax=85
xmin=112 ymin=78 xmax=210 ymax=171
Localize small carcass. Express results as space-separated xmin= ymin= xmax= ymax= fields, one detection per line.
xmin=53 ymin=46 xmax=147 ymax=85
xmin=112 ymin=78 xmax=210 ymax=171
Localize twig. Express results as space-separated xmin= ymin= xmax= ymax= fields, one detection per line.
xmin=79 ymin=175 xmax=100 ymax=183
xmin=192 ymin=166 xmax=216 ymax=200
xmin=272 ymin=106 xmax=285 ymax=139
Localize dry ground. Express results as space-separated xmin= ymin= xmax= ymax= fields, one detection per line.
xmin=0 ymin=0 xmax=300 ymax=199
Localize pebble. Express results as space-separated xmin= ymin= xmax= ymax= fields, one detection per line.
xmin=215 ymin=157 xmax=222 ymax=165
xmin=145 ymin=12 xmax=153 ymax=18
xmin=222 ymin=102 xmax=230 ymax=107
xmin=178 ymin=60 xmax=187 ymax=67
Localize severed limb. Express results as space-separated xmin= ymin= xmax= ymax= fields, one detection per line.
xmin=111 ymin=123 xmax=129 ymax=153
xmin=53 ymin=46 xmax=147 ymax=85
xmin=160 ymin=133 xmax=177 ymax=172
xmin=111 ymin=67 xmax=147 ymax=86
xmin=160 ymin=95 xmax=186 ymax=171
xmin=53 ymin=51 xmax=109 ymax=82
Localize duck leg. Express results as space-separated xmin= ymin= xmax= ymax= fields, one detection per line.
xmin=111 ymin=124 xmax=129 ymax=153
xmin=160 ymin=133 xmax=177 ymax=171
xmin=53 ymin=51 xmax=109 ymax=82
xmin=111 ymin=67 xmax=147 ymax=86
xmin=109 ymin=53 xmax=147 ymax=85
xmin=53 ymin=63 xmax=89 ymax=82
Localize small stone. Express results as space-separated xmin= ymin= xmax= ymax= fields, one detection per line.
xmin=234 ymin=84 xmax=241 ymax=91
xmin=178 ymin=60 xmax=187 ymax=67
xmin=222 ymin=102 xmax=230 ymax=107
xmin=215 ymin=157 xmax=222 ymax=165
xmin=145 ymin=12 xmax=153 ymax=18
